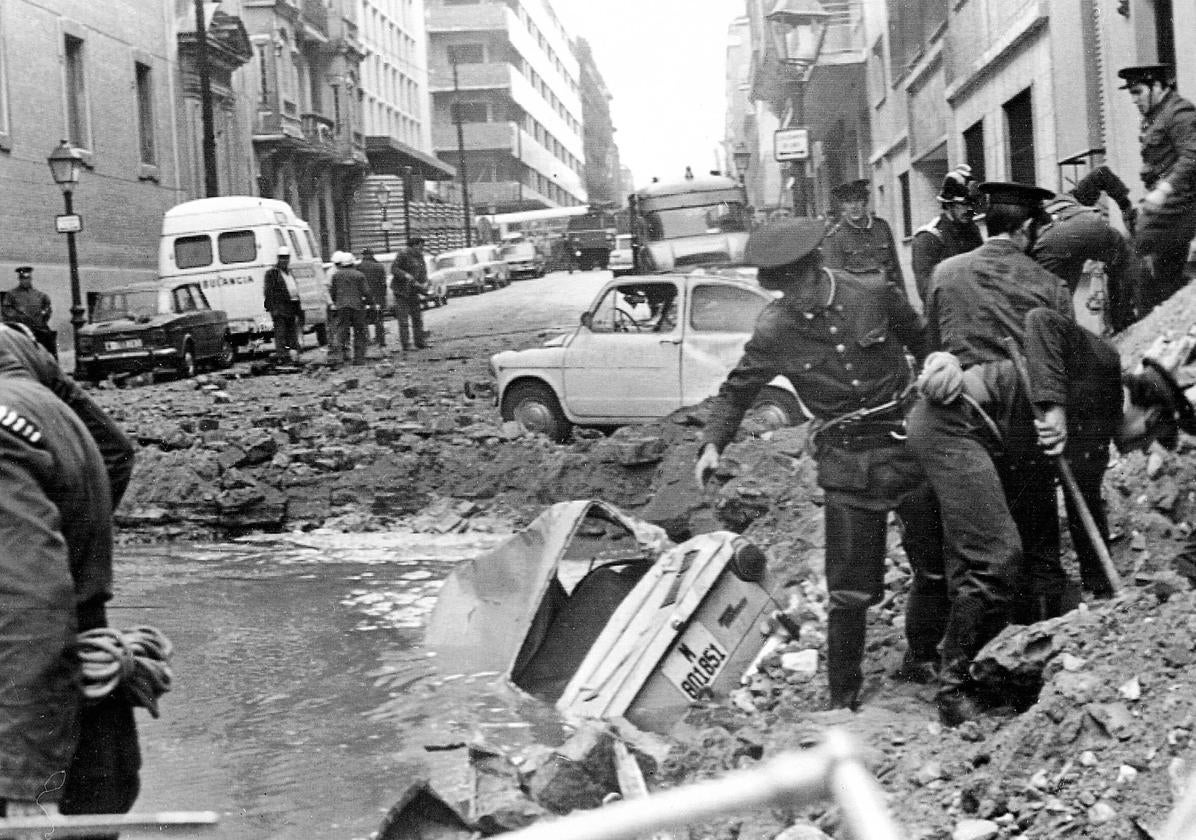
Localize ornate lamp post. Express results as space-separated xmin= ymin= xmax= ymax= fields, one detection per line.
xmin=765 ymin=0 xmax=829 ymax=217
xmin=732 ymin=143 xmax=752 ymax=185
xmin=47 ymin=139 xmax=86 ymax=361
xmin=376 ymin=181 xmax=392 ymax=252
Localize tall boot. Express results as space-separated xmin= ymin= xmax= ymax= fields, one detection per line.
xmin=936 ymin=656 xmax=982 ymax=727
xmin=826 ymin=607 xmax=866 ymax=710
xmin=935 ymin=596 xmax=988 ymax=727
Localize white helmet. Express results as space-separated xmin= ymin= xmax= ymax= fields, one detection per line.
xmin=332 ymin=250 xmax=355 ymax=267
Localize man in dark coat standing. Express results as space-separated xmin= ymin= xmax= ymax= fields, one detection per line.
xmin=695 ymin=220 xmax=945 ymax=711
xmin=911 ymin=165 xmax=984 ymax=309
xmin=1119 ymin=64 xmax=1196 ymax=314
xmin=390 ymin=237 xmax=428 ymax=350
xmin=263 ymin=247 xmax=303 ymax=364
xmin=328 ymin=251 xmax=371 ymax=365
xmin=822 ymin=179 xmax=909 ymax=302
xmin=358 ymin=248 xmax=389 ymax=348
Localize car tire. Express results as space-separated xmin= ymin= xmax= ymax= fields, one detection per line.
xmin=177 ymin=342 xmax=197 ymax=379
xmin=748 ymin=386 xmax=803 ymax=430
xmin=502 ymin=380 xmax=571 ymax=442
xmin=216 ymin=334 xmax=236 ymax=369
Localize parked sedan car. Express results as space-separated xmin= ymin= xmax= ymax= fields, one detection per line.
xmin=471 ymin=244 xmax=511 ymax=289
xmin=432 ymin=249 xmax=487 ymax=296
xmin=76 ymin=281 xmax=234 ymax=382
xmin=499 ymin=235 xmax=546 ymax=280
xmin=608 ymin=234 xmax=635 ymax=276
xmin=490 ymin=273 xmax=803 ymax=441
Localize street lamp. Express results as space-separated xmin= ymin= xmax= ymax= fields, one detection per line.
xmin=765 ymin=0 xmax=830 ymax=217
xmin=732 ymin=143 xmax=752 ymax=185
xmin=400 ymin=165 xmax=414 ymax=245
xmin=376 ymin=181 xmax=392 ymax=252
xmin=47 ymin=139 xmax=86 ymax=362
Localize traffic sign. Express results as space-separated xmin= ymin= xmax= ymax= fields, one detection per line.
xmin=55 ymin=213 xmax=82 ymax=234
xmin=774 ymin=128 xmax=810 ymax=162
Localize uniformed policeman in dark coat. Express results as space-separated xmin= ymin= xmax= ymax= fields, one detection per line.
xmin=910 ymin=307 xmax=1195 ymax=725
xmin=1118 ymin=64 xmax=1196 ymax=314
xmin=822 ymin=179 xmax=909 ymax=301
xmin=911 ymin=165 xmax=984 ymax=309
xmin=695 ymin=220 xmax=945 ymax=710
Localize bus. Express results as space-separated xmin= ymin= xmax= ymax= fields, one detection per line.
xmin=628 ymin=173 xmax=751 ymax=273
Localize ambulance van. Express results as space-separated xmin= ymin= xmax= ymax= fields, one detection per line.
xmin=158 ymin=197 xmax=329 ymax=352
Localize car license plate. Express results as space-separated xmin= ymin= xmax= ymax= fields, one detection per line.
xmin=661 ymin=621 xmax=730 ymax=701
xmin=104 ymin=338 xmax=142 ymax=351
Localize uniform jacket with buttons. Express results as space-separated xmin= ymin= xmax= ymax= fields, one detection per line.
xmin=705 ymin=268 xmax=926 ymax=453
xmin=1138 ymin=90 xmax=1196 ymax=214
xmin=0 ymin=374 xmax=114 ymax=801
xmin=927 ymin=238 xmax=1073 ymax=368
xmin=910 ymin=213 xmax=983 ymax=306
xmin=821 ymin=215 xmax=907 ymax=299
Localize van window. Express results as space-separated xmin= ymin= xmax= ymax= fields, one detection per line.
xmin=288 ymin=230 xmax=304 ymax=258
xmin=304 ymin=230 xmax=319 ymax=259
xmin=218 ymin=230 xmax=257 ymax=264
xmin=174 ymin=235 xmax=213 ymax=269
xmin=273 ymin=228 xmax=287 ymax=247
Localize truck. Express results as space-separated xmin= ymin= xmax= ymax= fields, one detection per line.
xmin=564 ymin=208 xmax=619 ymax=271
xmin=628 ymin=172 xmax=752 ymax=273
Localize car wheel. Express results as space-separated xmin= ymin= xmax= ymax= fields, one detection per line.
xmin=177 ymin=342 xmax=197 ymax=379
xmin=216 ymin=334 xmax=236 ymax=369
xmin=748 ymin=386 xmax=803 ymax=430
xmin=502 ymin=381 xmax=571 ymax=442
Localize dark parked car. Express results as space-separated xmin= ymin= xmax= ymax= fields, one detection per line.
xmin=76 ymin=281 xmax=234 ymax=382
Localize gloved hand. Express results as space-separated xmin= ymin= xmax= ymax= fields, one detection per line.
xmin=1035 ymin=405 xmax=1068 ymax=456
xmin=694 ymin=442 xmax=720 ymax=489
xmin=917 ymin=351 xmax=964 ymax=404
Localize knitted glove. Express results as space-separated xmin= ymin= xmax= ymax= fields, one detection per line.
xmin=917 ymin=351 xmax=964 ymax=404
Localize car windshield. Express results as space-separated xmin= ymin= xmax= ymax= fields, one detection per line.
xmin=93 ymin=289 xmax=161 ymax=322
xmin=643 ymin=202 xmax=750 ymax=240
xmin=501 ymin=243 xmax=533 ymax=257
xmin=436 ymin=253 xmax=473 ymax=269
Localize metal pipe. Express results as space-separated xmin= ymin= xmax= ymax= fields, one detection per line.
xmin=194 ymin=0 xmax=218 ymax=197
xmin=452 ymin=62 xmax=472 ymax=247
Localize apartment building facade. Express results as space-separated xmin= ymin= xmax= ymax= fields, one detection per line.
xmin=426 ymin=0 xmax=586 ymax=214
xmin=574 ymin=37 xmax=619 ymax=207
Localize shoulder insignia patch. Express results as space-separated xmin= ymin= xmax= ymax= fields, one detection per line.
xmin=0 ymin=405 xmax=43 ymax=446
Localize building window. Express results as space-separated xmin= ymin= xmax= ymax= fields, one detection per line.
xmin=1004 ymin=88 xmax=1035 ymax=185
xmin=962 ymin=120 xmax=985 ymax=182
xmin=899 ymin=171 xmax=912 ymax=238
xmin=886 ymin=0 xmax=947 ymax=81
xmin=454 ymin=101 xmax=488 ymax=123
xmin=447 ymin=43 xmax=485 ymax=64
xmin=64 ymin=34 xmax=90 ymax=148
xmin=135 ymin=62 xmax=156 ymax=165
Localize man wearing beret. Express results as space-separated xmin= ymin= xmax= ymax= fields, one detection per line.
xmin=822 ymin=179 xmax=909 ymax=302
xmin=695 ymin=220 xmax=945 ymax=711
xmin=1118 ymin=64 xmax=1196 ymax=314
xmin=1032 ymin=168 xmax=1145 ymax=333
xmin=911 ymin=165 xmax=984 ymax=310
xmin=910 ymin=306 xmax=1195 ymax=723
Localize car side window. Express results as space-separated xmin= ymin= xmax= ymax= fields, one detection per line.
xmin=173 ymin=285 xmax=201 ymax=313
xmin=588 ymin=282 xmax=677 ymax=333
xmin=690 ymin=284 xmax=769 ymax=332
xmin=218 ymin=230 xmax=257 ymax=264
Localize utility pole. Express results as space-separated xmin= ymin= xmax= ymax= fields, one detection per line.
xmin=194 ymin=0 xmax=219 ymax=197
xmin=452 ymin=61 xmax=472 ymax=247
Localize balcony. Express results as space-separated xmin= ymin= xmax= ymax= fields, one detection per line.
xmin=302 ymin=112 xmax=336 ymax=152
xmin=301 ymin=0 xmax=328 ymax=34
xmin=428 ymin=61 xmax=514 ymax=93
xmin=426 ymin=2 xmax=509 ymax=34
xmin=432 ymin=121 xmax=516 ymax=154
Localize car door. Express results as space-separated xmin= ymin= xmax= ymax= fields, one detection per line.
xmin=561 ymin=279 xmax=683 ymax=420
xmin=189 ymin=285 xmax=222 ymax=356
xmin=680 ymin=280 xmax=773 ymax=406
xmin=173 ymin=284 xmax=215 ymax=358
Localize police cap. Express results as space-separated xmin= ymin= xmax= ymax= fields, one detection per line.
xmin=1141 ymin=358 xmax=1196 ymax=449
xmin=830 ymin=179 xmax=870 ymax=202
xmin=1117 ymin=64 xmax=1173 ymax=89
xmin=14 ymin=266 xmax=31 ymax=274
xmin=977 ymin=181 xmax=1055 ymax=208
xmin=743 ymin=219 xmax=825 ymax=269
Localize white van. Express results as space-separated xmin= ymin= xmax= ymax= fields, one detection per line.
xmin=158 ymin=197 xmax=329 ymax=351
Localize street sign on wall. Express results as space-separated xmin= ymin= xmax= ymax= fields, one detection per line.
xmin=55 ymin=213 xmax=82 ymax=233
xmin=774 ymin=128 xmax=810 ymax=162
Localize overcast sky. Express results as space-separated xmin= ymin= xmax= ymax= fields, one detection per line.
xmin=554 ymin=1 xmax=742 ymax=189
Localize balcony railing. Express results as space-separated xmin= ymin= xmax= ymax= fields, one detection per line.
xmin=301 ymin=112 xmax=336 ymax=150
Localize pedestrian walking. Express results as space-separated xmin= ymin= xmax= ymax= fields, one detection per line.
xmin=0 ymin=372 xmax=141 ymax=830
xmin=2 ymin=265 xmax=57 ymax=357
xmin=1118 ymin=64 xmax=1196 ymax=314
xmin=328 ymin=251 xmax=371 ymax=366
xmin=358 ymin=248 xmax=389 ymax=348
xmin=263 ymin=247 xmax=303 ymax=364
xmin=821 ymin=179 xmax=909 ymax=301
xmin=911 ymin=165 xmax=983 ymax=309
xmin=694 ymin=220 xmax=945 ymax=711
xmin=391 ymin=237 xmax=429 ymax=351
xmin=908 ymin=307 xmax=1195 ymax=724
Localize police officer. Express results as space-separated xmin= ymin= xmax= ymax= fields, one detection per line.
xmin=1118 ymin=64 xmax=1196 ymax=314
xmin=822 ymin=179 xmax=908 ymax=301
xmin=694 ymin=220 xmax=945 ymax=710
xmin=390 ymin=237 xmax=429 ymax=351
xmin=911 ymin=165 xmax=983 ymax=309
xmin=263 ymin=247 xmax=303 ymax=364
xmin=3 ymin=265 xmax=57 ymax=357
xmin=909 ymin=307 xmax=1195 ymax=724
xmin=328 ymin=251 xmax=371 ymax=366
xmin=358 ymin=247 xmax=389 ymax=348
xmin=0 ymin=371 xmax=140 ymax=828
xmin=1032 ymin=175 xmax=1144 ymax=333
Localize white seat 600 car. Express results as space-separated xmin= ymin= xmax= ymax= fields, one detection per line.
xmin=490 ymin=273 xmax=803 ymax=441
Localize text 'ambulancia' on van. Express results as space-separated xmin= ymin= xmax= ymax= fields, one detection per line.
xmin=158 ymin=197 xmax=329 ymax=353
